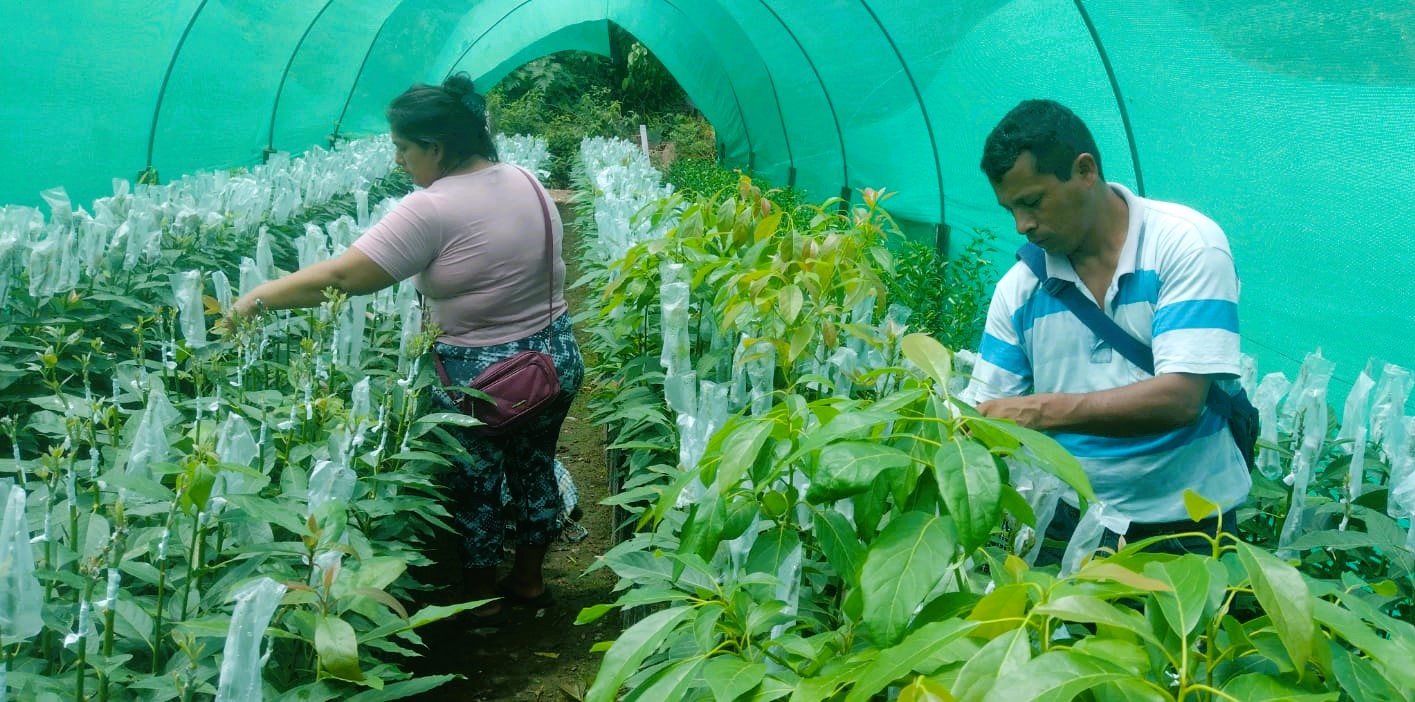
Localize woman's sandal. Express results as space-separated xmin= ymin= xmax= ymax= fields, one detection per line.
xmin=495 ymin=580 xmax=555 ymax=609
xmin=466 ymin=604 xmax=510 ymax=629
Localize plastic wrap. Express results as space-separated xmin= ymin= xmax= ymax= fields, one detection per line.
xmin=124 ymin=386 xmax=180 ymax=480
xmin=1254 ymin=372 xmax=1293 ymax=479
xmin=0 ymin=485 xmax=42 ymax=644
xmin=169 ymin=270 xmax=207 ymax=348
xmin=1338 ymin=369 xmax=1376 ymax=525
xmin=1277 ymin=388 xmax=1328 ymax=559
xmin=306 ymin=458 xmax=356 ymax=516
xmin=210 ymin=270 xmax=233 ymax=313
xmin=1060 ymin=502 xmax=1129 ymax=577
xmin=214 ymin=577 xmax=288 ymax=702
xmin=255 ymin=226 xmax=276 ymax=280
xmin=1279 ymin=351 xmax=1335 ymax=435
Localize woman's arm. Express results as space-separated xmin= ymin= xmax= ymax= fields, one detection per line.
xmin=232 ymin=247 xmax=397 ymax=317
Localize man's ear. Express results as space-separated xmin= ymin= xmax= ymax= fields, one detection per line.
xmin=1073 ymin=153 xmax=1099 ymax=183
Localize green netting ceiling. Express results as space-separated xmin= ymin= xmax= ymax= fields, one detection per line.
xmin=3 ymin=1 xmax=1412 ymax=392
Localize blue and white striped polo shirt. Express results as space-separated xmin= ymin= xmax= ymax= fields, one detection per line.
xmin=962 ymin=184 xmax=1250 ymax=523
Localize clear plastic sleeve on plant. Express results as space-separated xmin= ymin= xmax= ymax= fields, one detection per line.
xmin=306 ymin=458 xmax=356 ymax=517
xmin=768 ymin=541 xmax=804 ymax=654
xmin=214 ymin=577 xmax=287 ymax=702
xmin=296 ymin=222 xmax=329 ymax=270
xmin=1254 ymin=372 xmax=1293 ymax=479
xmin=255 ymin=227 xmax=276 ymax=280
xmin=216 ymin=412 xmax=259 ymax=472
xmin=237 ymin=257 xmax=264 ymax=298
xmin=0 ymin=485 xmax=43 ymax=645
xmin=827 ymin=346 xmax=859 ymax=398
xmin=121 ymin=206 xmax=157 ymax=270
xmin=334 ymin=293 xmax=369 ymax=370
xmin=1278 ymin=387 xmax=1328 ymax=559
xmin=1010 ymin=460 xmax=1066 ymax=565
xmin=210 ymin=269 xmax=233 ymax=313
xmin=355 ymin=189 xmax=369 ymax=229
xmin=1279 ymin=350 xmax=1334 ymax=435
xmin=1060 ymin=501 xmax=1129 ymax=577
xmin=1239 ymin=354 xmax=1258 ymax=398
xmin=123 ymin=386 xmax=180 ymax=480
xmin=326 ymin=215 xmax=357 ymax=254
xmin=746 ymin=340 xmax=776 ymax=417
xmin=1338 ymin=370 xmax=1376 ymax=521
xmin=25 ymin=237 xmax=59 ymax=299
xmin=169 ymin=270 xmax=207 ymax=348
xmin=660 ymin=280 xmax=691 ymax=375
xmin=1371 ymin=363 xmax=1412 ymax=460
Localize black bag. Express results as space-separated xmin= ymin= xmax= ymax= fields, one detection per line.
xmin=1017 ymin=244 xmax=1260 ymax=468
xmin=1218 ymin=388 xmax=1261 ymax=470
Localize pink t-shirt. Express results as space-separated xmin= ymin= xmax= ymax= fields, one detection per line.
xmin=352 ymin=163 xmax=567 ymax=347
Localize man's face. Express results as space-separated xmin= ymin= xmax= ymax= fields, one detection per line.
xmin=991 ymin=150 xmax=1097 ymax=256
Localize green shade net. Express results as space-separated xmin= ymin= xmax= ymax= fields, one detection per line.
xmin=2 ymin=1 xmax=1411 ymax=397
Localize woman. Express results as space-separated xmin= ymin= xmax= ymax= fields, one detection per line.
xmin=234 ymin=74 xmax=583 ymax=623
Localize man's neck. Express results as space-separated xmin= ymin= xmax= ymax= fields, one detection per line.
xmin=1070 ymin=186 xmax=1130 ymax=270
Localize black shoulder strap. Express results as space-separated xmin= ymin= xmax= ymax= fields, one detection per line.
xmin=1015 ymin=243 xmax=1242 ymax=421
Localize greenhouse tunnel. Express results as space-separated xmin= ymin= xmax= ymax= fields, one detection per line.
xmin=2 ymin=0 xmax=1412 ymax=400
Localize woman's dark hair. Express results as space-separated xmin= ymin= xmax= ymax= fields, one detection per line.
xmin=980 ymin=99 xmax=1102 ymax=183
xmin=386 ymin=72 xmax=498 ymax=169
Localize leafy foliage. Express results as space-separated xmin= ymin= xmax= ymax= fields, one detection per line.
xmin=0 ymin=164 xmax=478 ymax=699
xmin=569 ymin=140 xmax=1415 ymax=701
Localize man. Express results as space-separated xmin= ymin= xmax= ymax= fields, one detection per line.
xmin=962 ymin=99 xmax=1250 ymax=562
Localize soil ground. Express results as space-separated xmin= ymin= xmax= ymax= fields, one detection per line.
xmin=410 ymin=197 xmax=623 ymax=701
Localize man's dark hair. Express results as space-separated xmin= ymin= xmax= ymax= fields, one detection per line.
xmin=980 ymin=99 xmax=1102 ymax=183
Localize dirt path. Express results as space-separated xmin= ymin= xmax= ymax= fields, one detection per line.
xmin=411 ymin=202 xmax=620 ymax=700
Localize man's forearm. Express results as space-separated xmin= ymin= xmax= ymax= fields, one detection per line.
xmin=977 ymin=373 xmax=1211 ymax=437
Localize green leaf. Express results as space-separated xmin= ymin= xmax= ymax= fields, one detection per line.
xmin=1144 ymin=555 xmax=1211 ymax=639
xmin=1310 ymin=599 xmax=1415 ymax=690
xmin=860 ymin=512 xmax=959 ymax=646
xmin=977 ymin=419 xmax=1096 ymax=503
xmin=788 ymin=404 xmax=900 ymax=460
xmin=951 ymin=627 xmax=1031 ymax=701
xmin=745 ymin=526 xmax=802 ymax=577
xmin=1220 ymin=673 xmax=1338 ymax=701
xmin=814 ymin=509 xmax=865 ymax=584
xmin=1069 ymin=638 xmax=1149 ymax=676
xmin=846 ymin=619 xmax=977 ymax=702
xmin=1089 ymin=679 xmax=1170 ymax=702
xmin=1284 ymin=529 xmax=1408 ymax=552
xmin=343 ymin=675 xmax=457 ymax=701
xmin=779 ymin=284 xmax=804 ymax=324
xmin=586 ymin=606 xmax=696 ymax=702
xmin=982 ymin=650 xmax=1130 ymax=702
xmin=316 ymin=615 xmax=363 ymax=681
xmin=1330 ymin=644 xmax=1411 ymax=702
xmin=901 ymin=333 xmax=953 ymax=388
xmin=412 ymin=411 xmax=481 ymax=429
xmin=703 ymin=657 xmax=767 ymax=702
xmin=1234 ymin=541 xmax=1315 ymax=675
xmin=965 ymin=583 xmax=1030 ymax=639
xmin=712 ymin=418 xmax=773 ymax=494
xmin=1182 ymin=489 xmax=1220 ymax=521
xmin=625 ymin=658 xmax=704 ymax=702
xmin=898 ymin=675 xmax=958 ymax=702
xmin=999 ymin=485 xmax=1036 ymax=527
xmin=1070 ymin=562 xmax=1173 ymax=592
xmin=934 ymin=439 xmax=1001 ymax=553
xmin=808 ymin=441 xmax=913 ymax=503
xmin=1032 ymin=595 xmax=1160 ymax=647
xmin=576 ymin=603 xmax=615 ymax=625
